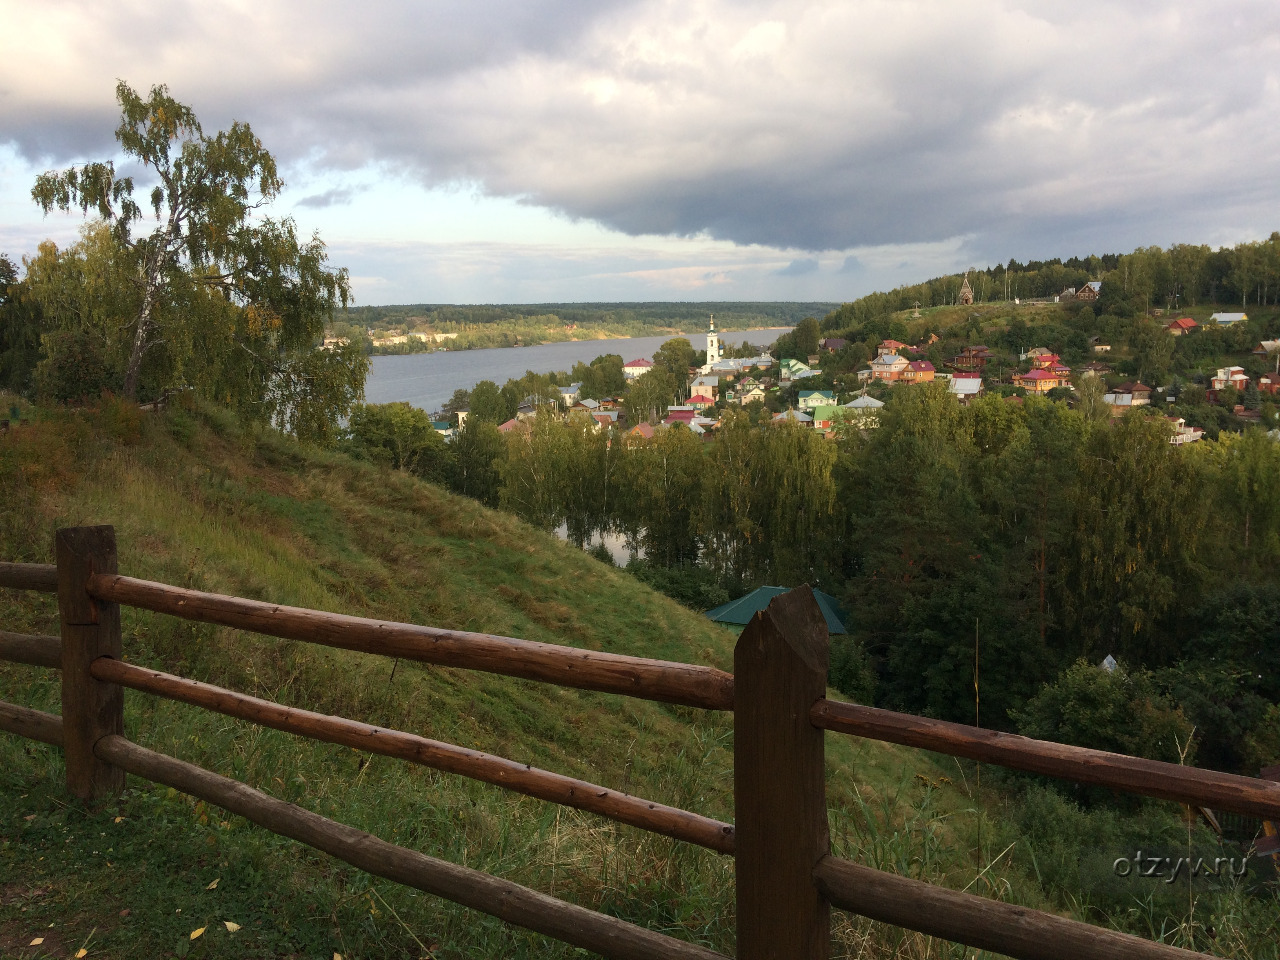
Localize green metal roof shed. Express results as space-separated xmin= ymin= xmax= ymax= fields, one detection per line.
xmin=705 ymin=586 xmax=848 ymax=635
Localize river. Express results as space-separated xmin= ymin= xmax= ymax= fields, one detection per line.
xmin=363 ymin=327 xmax=790 ymax=413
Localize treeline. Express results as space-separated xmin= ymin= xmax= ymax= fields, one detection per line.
xmin=339 ymin=300 xmax=835 ymax=336
xmin=345 ymin=385 xmax=1280 ymax=779
xmin=824 ymin=235 xmax=1280 ymax=330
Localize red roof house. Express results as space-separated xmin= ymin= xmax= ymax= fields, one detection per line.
xmin=901 ymin=360 xmax=935 ymax=382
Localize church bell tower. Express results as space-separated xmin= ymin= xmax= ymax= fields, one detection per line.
xmin=706 ymin=314 xmax=721 ymax=364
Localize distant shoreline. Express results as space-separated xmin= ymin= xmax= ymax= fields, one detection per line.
xmin=365 ymin=319 xmax=796 ymax=356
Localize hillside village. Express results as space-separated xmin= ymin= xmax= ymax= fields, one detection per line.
xmin=434 ymin=297 xmax=1280 ymax=447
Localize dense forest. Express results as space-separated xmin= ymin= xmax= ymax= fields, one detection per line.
xmin=346 ymin=388 xmax=1280 ymax=781
xmin=342 ymin=300 xmax=837 ymax=331
xmin=334 ymin=240 xmax=1280 ymax=787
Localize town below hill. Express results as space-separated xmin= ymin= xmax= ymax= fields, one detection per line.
xmin=407 ymin=298 xmax=1279 ymax=446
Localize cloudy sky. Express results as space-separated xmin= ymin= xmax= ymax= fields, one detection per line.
xmin=2 ymin=1 xmax=1279 ymax=305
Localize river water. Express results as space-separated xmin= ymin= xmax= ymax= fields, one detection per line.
xmin=364 ymin=327 xmax=789 ymax=413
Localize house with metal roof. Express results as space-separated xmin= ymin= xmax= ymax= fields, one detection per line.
xmin=844 ymin=394 xmax=885 ymax=409
xmin=690 ymin=375 xmax=719 ymax=398
xmin=867 ymin=353 xmax=909 ymax=382
xmin=772 ymin=408 xmax=813 ymax=425
xmin=780 ymin=359 xmax=820 ymax=381
xmin=948 ymin=373 xmax=983 ymax=402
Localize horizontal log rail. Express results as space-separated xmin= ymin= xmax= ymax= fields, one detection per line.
xmin=0 ymin=630 xmax=61 ymax=668
xmin=0 ymin=699 xmax=64 ymax=747
xmin=0 ymin=562 xmax=58 ymax=593
xmin=93 ymin=735 xmax=729 ymax=960
xmin=813 ymin=698 xmax=1280 ymax=821
xmin=813 ymin=855 xmax=1212 ymax=960
xmin=91 ymin=657 xmax=735 ymax=854
xmin=4 ymin=542 xmax=1266 ymax=960
xmin=88 ymin=574 xmax=735 ymax=711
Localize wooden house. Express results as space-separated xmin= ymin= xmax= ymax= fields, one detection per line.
xmin=952 ymin=345 xmax=992 ymax=372
xmin=1113 ymin=381 xmax=1152 ymax=405
xmin=869 ymin=353 xmax=909 ymax=381
xmin=798 ymin=389 xmax=836 ymax=411
xmin=948 ymin=373 xmax=983 ymax=403
xmin=901 ymin=360 xmax=936 ymax=382
xmin=1012 ymin=369 xmax=1067 ymax=394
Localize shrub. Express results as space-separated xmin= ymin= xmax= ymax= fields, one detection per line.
xmin=829 ymin=636 xmax=876 ymax=704
xmin=35 ymin=329 xmax=116 ymax=403
xmin=1013 ymin=659 xmax=1195 ymax=767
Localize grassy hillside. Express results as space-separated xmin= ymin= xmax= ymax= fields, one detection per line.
xmin=0 ymin=396 xmax=1260 ymax=959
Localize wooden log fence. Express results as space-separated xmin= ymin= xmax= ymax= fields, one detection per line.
xmin=93 ymin=734 xmax=729 ymax=960
xmin=0 ymin=561 xmax=57 ymax=592
xmin=90 ymin=657 xmax=735 ymax=854
xmin=813 ymin=855 xmax=1210 ymax=960
xmin=0 ymin=629 xmax=60 ymax=668
xmin=812 ymin=699 xmax=1280 ymax=822
xmin=87 ymin=572 xmax=735 ymax=711
xmin=2 ymin=524 xmax=1273 ymax=960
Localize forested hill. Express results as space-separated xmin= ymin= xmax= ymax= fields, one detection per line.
xmin=341 ymin=301 xmax=838 ymax=334
xmin=823 ymin=234 xmax=1280 ymax=330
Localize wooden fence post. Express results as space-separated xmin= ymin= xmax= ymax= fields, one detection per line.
xmin=734 ymin=585 xmax=831 ymax=960
xmin=56 ymin=525 xmax=124 ymax=802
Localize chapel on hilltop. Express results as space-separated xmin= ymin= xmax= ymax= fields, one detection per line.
xmin=958 ymin=274 xmax=974 ymax=306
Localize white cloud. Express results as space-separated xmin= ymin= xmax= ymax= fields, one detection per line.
xmin=3 ymin=0 xmax=1279 ymax=299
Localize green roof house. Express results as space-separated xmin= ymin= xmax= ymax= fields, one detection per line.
xmin=705 ymin=586 xmax=848 ymax=634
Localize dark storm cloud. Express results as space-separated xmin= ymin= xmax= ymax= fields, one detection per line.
xmin=295 ymin=186 xmax=361 ymax=209
xmin=4 ymin=0 xmax=1280 ymax=263
xmin=778 ymin=258 xmax=819 ymax=276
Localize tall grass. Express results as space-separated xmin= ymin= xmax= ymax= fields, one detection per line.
xmin=1 ymin=394 xmax=1276 ymax=958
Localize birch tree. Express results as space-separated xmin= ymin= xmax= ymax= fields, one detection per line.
xmin=31 ymin=82 xmax=363 ymax=438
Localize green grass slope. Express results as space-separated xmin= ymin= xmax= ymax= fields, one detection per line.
xmin=0 ymin=397 xmax=1224 ymax=960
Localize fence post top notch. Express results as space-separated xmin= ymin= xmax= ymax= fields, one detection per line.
xmin=750 ymin=584 xmax=829 ymax=673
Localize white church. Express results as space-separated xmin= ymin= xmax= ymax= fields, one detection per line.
xmin=704 ymin=314 xmax=722 ymax=368
xmin=698 ymin=314 xmax=773 ymax=376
